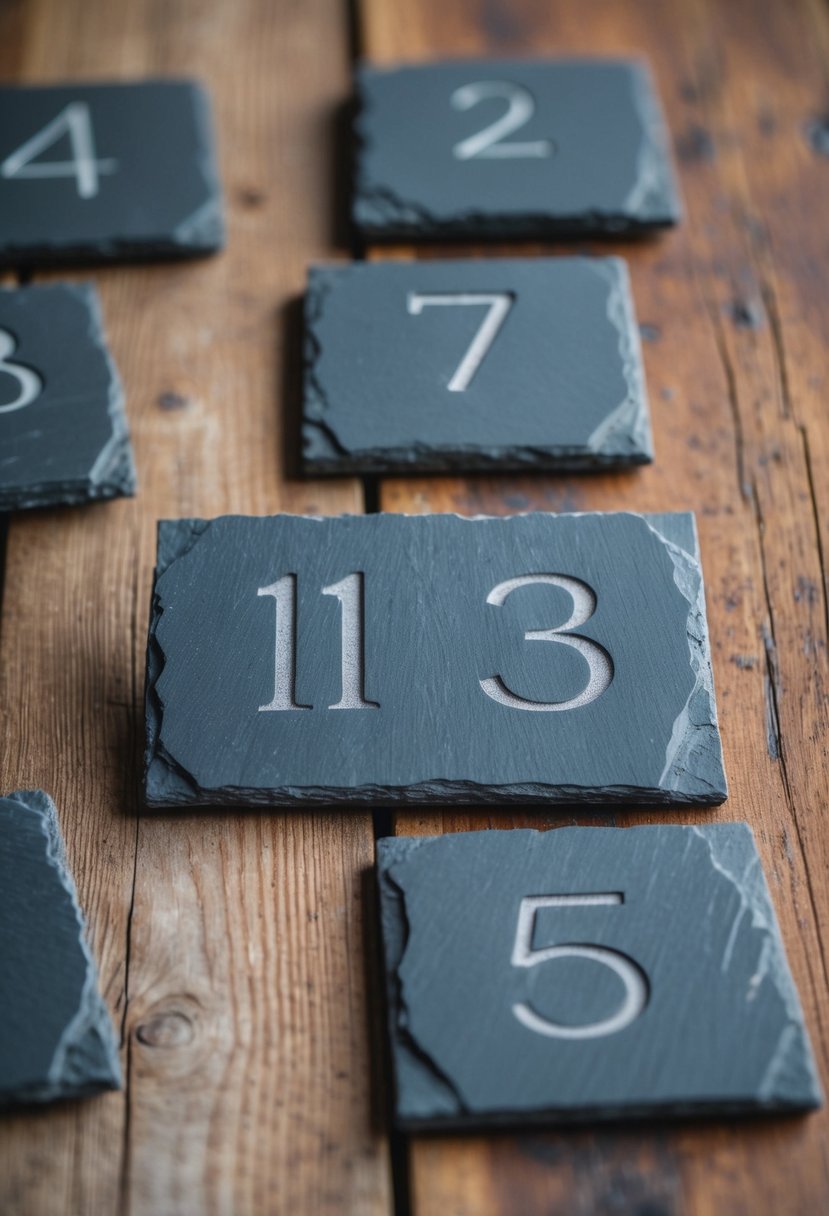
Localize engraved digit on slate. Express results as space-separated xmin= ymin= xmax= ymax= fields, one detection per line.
xmin=1 ymin=102 xmax=117 ymax=199
xmin=321 ymin=573 xmax=379 ymax=710
xmin=257 ymin=574 xmax=311 ymax=711
xmin=451 ymin=81 xmax=552 ymax=160
xmin=0 ymin=329 xmax=43 ymax=413
xmin=480 ymin=574 xmax=613 ymax=711
xmin=407 ymin=292 xmax=514 ymax=392
xmin=511 ymin=894 xmax=648 ymax=1040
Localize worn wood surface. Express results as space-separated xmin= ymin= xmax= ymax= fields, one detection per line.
xmin=0 ymin=2 xmax=390 ymax=1214
xmin=359 ymin=0 xmax=829 ymax=1214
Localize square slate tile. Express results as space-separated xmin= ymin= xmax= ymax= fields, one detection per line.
xmin=145 ymin=511 xmax=725 ymax=809
xmin=304 ymin=257 xmax=652 ymax=474
xmin=353 ymin=58 xmax=681 ymax=241
xmin=377 ymin=825 xmax=822 ymax=1129
xmin=0 ymin=283 xmax=136 ymax=510
xmin=0 ymin=80 xmax=223 ymax=265
xmin=0 ymin=790 xmax=121 ymax=1107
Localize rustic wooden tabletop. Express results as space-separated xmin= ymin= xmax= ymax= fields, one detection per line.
xmin=1 ymin=0 xmax=827 ymax=1212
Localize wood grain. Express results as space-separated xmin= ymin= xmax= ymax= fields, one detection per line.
xmin=359 ymin=0 xmax=829 ymax=1213
xmin=0 ymin=2 xmax=390 ymax=1214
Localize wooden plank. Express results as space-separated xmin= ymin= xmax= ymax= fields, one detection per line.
xmin=0 ymin=2 xmax=391 ymax=1214
xmin=359 ymin=0 xmax=829 ymax=1213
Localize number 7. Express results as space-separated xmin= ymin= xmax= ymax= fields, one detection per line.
xmin=407 ymin=291 xmax=514 ymax=392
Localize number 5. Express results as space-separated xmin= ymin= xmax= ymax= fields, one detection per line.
xmin=511 ymin=894 xmax=648 ymax=1040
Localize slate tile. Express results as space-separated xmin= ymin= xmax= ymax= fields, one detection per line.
xmin=353 ymin=58 xmax=681 ymax=241
xmin=0 ymin=80 xmax=223 ymax=265
xmin=303 ymin=258 xmax=653 ymax=475
xmin=0 ymin=790 xmax=121 ymax=1107
xmin=0 ymin=283 xmax=136 ymax=511
xmin=377 ymin=825 xmax=822 ymax=1129
xmin=144 ymin=511 xmax=726 ymax=808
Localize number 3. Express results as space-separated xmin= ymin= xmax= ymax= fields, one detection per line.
xmin=480 ymin=575 xmax=613 ymax=711
xmin=0 ymin=329 xmax=42 ymax=413
xmin=511 ymin=894 xmax=648 ymax=1039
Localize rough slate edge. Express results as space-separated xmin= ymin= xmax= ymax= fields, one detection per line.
xmin=375 ymin=826 xmax=823 ymax=1131
xmin=0 ymin=283 xmax=137 ymax=511
xmin=301 ymin=258 xmax=654 ymax=475
xmin=351 ymin=58 xmax=683 ymax=241
xmin=1 ymin=789 xmax=122 ymax=1106
xmin=143 ymin=510 xmax=726 ymax=809
xmin=0 ymin=79 xmax=225 ymax=268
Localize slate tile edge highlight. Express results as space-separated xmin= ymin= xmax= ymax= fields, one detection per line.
xmin=376 ymin=826 xmax=822 ymax=1130
xmin=1 ymin=789 xmax=122 ymax=1106
xmin=0 ymin=283 xmax=137 ymax=511
xmin=144 ymin=511 xmax=727 ymax=808
xmin=301 ymin=258 xmax=655 ymax=474
xmin=351 ymin=58 xmax=682 ymax=241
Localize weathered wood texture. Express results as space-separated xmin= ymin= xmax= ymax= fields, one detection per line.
xmin=359 ymin=0 xmax=829 ymax=1213
xmin=0 ymin=2 xmax=390 ymax=1214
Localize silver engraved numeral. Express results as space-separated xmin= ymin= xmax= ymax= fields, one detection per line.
xmin=451 ymin=81 xmax=552 ymax=160
xmin=0 ymin=328 xmax=43 ymax=413
xmin=511 ymin=894 xmax=648 ymax=1040
xmin=1 ymin=102 xmax=117 ymax=199
xmin=407 ymin=291 xmax=513 ymax=392
xmin=258 ymin=572 xmax=378 ymax=712
xmin=480 ymin=575 xmax=613 ymax=711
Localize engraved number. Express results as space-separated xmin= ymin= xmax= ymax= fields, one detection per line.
xmin=258 ymin=573 xmax=377 ymax=712
xmin=511 ymin=894 xmax=648 ymax=1039
xmin=451 ymin=81 xmax=552 ymax=160
xmin=1 ymin=103 xmax=117 ymax=199
xmin=407 ymin=292 xmax=513 ymax=392
xmin=480 ymin=575 xmax=613 ymax=711
xmin=0 ymin=328 xmax=43 ymax=413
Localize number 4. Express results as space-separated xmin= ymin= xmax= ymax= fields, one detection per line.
xmin=407 ymin=291 xmax=514 ymax=392
xmin=1 ymin=102 xmax=117 ymax=199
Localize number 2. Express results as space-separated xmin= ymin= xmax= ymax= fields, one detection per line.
xmin=0 ymin=329 xmax=42 ymax=414
xmin=511 ymin=894 xmax=648 ymax=1039
xmin=451 ymin=81 xmax=552 ymax=160
xmin=407 ymin=292 xmax=513 ymax=392
xmin=480 ymin=575 xmax=613 ymax=711
xmin=1 ymin=102 xmax=117 ymax=199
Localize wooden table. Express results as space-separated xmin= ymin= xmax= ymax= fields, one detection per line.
xmin=1 ymin=0 xmax=827 ymax=1212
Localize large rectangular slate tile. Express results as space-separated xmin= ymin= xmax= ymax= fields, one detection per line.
xmin=303 ymin=258 xmax=652 ymax=475
xmin=377 ymin=825 xmax=822 ymax=1129
xmin=0 ymin=283 xmax=136 ymax=511
xmin=145 ymin=511 xmax=726 ymax=809
xmin=353 ymin=58 xmax=681 ymax=241
xmin=0 ymin=80 xmax=223 ymax=265
xmin=0 ymin=790 xmax=121 ymax=1107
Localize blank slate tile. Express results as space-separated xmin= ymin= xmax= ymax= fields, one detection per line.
xmin=377 ymin=825 xmax=822 ymax=1129
xmin=0 ymin=80 xmax=223 ymax=265
xmin=145 ymin=511 xmax=726 ymax=809
xmin=0 ymin=790 xmax=121 ymax=1107
xmin=353 ymin=58 xmax=681 ymax=241
xmin=304 ymin=258 xmax=652 ymax=474
xmin=0 ymin=283 xmax=136 ymax=511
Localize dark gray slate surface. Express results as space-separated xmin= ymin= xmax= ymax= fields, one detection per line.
xmin=0 ymin=790 xmax=121 ymax=1107
xmin=353 ymin=58 xmax=681 ymax=241
xmin=303 ymin=258 xmax=653 ymax=474
xmin=0 ymin=283 xmax=136 ymax=511
xmin=0 ymin=80 xmax=223 ymax=265
xmin=377 ymin=825 xmax=822 ymax=1129
xmin=145 ymin=511 xmax=726 ymax=808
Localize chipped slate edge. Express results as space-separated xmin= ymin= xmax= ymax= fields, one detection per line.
xmin=302 ymin=259 xmax=654 ymax=475
xmin=1 ymin=790 xmax=121 ymax=1106
xmin=0 ymin=80 xmax=224 ymax=267
xmin=0 ymin=283 xmax=137 ymax=511
xmin=144 ymin=511 xmax=727 ymax=809
xmin=352 ymin=59 xmax=681 ymax=241
xmin=377 ymin=827 xmax=822 ymax=1130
